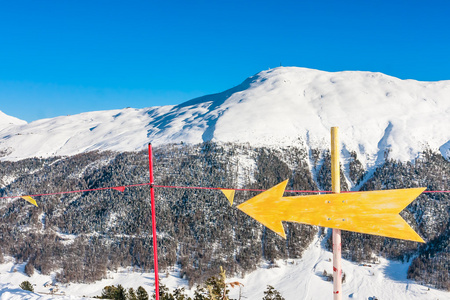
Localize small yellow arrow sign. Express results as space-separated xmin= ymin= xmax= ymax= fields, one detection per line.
xmin=21 ymin=196 xmax=38 ymax=207
xmin=221 ymin=189 xmax=235 ymax=206
xmin=237 ymin=180 xmax=425 ymax=243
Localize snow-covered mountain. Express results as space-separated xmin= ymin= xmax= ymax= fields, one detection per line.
xmin=1 ymin=68 xmax=449 ymax=299
xmin=1 ymin=67 xmax=449 ymax=164
xmin=0 ymin=111 xmax=27 ymax=128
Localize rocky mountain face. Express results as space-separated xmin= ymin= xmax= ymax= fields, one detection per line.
xmin=0 ymin=143 xmax=448 ymax=290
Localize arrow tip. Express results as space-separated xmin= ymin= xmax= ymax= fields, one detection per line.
xmin=237 ymin=180 xmax=289 ymax=239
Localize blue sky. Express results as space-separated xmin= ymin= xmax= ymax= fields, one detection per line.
xmin=1 ymin=0 xmax=449 ymax=122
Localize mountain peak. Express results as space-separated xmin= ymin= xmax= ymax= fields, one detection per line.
xmin=0 ymin=110 xmax=27 ymax=129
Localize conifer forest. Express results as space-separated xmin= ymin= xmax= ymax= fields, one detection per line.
xmin=0 ymin=142 xmax=448 ymax=290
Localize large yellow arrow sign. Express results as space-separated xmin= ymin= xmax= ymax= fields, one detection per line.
xmin=237 ymin=180 xmax=425 ymax=243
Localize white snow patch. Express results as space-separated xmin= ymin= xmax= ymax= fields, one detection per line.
xmin=228 ymin=149 xmax=257 ymax=188
xmin=1 ymin=175 xmax=17 ymax=187
xmin=55 ymin=232 xmax=77 ymax=246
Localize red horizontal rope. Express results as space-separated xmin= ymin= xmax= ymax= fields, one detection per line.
xmin=0 ymin=183 xmax=148 ymax=199
xmin=0 ymin=183 xmax=448 ymax=200
xmin=154 ymin=184 xmax=333 ymax=194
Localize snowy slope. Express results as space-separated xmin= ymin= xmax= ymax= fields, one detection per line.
xmin=1 ymin=232 xmax=449 ymax=299
xmin=1 ymin=67 xmax=450 ymax=165
xmin=0 ymin=111 xmax=27 ymax=129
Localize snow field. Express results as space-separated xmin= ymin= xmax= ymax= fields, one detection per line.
xmin=1 ymin=231 xmax=449 ymax=299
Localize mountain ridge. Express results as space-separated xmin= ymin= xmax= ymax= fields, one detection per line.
xmin=1 ymin=67 xmax=449 ymax=164
xmin=0 ymin=110 xmax=27 ymax=128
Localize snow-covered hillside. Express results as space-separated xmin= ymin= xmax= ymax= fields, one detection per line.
xmin=0 ymin=111 xmax=27 ymax=129
xmin=1 ymin=67 xmax=449 ymax=165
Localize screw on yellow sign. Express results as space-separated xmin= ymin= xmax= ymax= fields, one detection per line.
xmin=237 ymin=180 xmax=425 ymax=243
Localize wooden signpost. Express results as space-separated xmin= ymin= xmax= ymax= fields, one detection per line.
xmin=237 ymin=127 xmax=425 ymax=299
xmin=330 ymin=126 xmax=342 ymax=298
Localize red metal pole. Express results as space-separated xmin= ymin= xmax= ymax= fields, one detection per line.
xmin=148 ymin=143 xmax=160 ymax=300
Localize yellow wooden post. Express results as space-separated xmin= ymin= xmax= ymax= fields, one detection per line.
xmin=331 ymin=127 xmax=342 ymax=300
xmin=331 ymin=127 xmax=340 ymax=194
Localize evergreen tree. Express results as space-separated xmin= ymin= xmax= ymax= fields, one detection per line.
xmin=173 ymin=287 xmax=190 ymax=300
xmin=192 ymin=286 xmax=208 ymax=300
xmin=137 ymin=286 xmax=149 ymax=300
xmin=262 ymin=285 xmax=285 ymax=300
xmin=101 ymin=285 xmax=117 ymax=299
xmin=19 ymin=281 xmax=34 ymax=292
xmin=128 ymin=288 xmax=138 ymax=300
xmin=99 ymin=285 xmax=127 ymax=299
xmin=116 ymin=284 xmax=127 ymax=300
xmin=152 ymin=284 xmax=173 ymax=300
